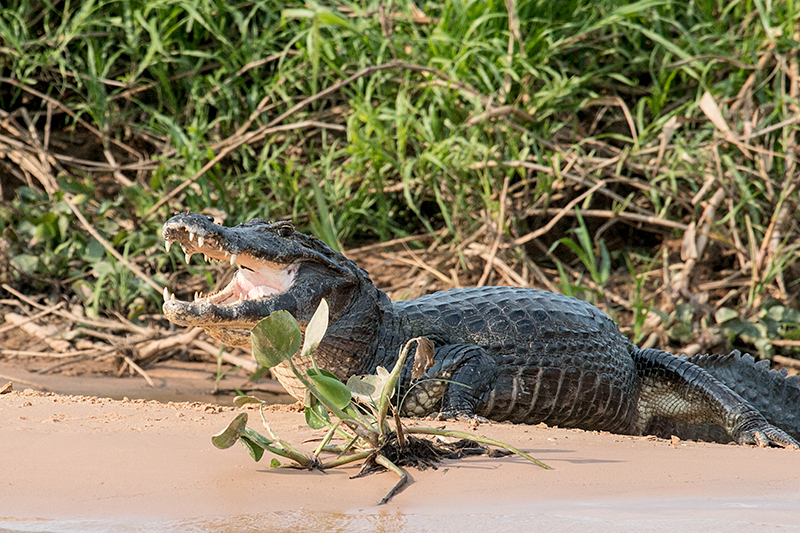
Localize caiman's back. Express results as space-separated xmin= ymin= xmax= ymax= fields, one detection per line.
xmin=387 ymin=286 xmax=641 ymax=433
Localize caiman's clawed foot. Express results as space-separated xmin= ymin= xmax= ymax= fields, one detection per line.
xmin=737 ymin=425 xmax=800 ymax=450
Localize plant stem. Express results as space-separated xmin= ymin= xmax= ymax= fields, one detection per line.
xmin=375 ymin=454 xmax=409 ymax=505
xmin=404 ymin=426 xmax=551 ymax=469
xmin=258 ymin=404 xmax=282 ymax=441
xmin=321 ymin=449 xmax=374 ymax=469
xmin=242 ymin=427 xmax=311 ymax=467
xmin=314 ymin=420 xmax=341 ymax=457
xmin=378 ymin=337 xmax=423 ymax=433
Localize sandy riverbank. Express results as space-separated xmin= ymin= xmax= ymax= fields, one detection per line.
xmin=2 ymin=388 xmax=799 ymax=532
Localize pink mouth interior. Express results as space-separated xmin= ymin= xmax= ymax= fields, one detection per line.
xmin=205 ymin=263 xmax=298 ymax=305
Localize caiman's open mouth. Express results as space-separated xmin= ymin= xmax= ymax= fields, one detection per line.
xmin=161 ymin=215 xmax=299 ymax=327
xmin=163 ymin=234 xmax=298 ymax=306
xmin=161 ymin=211 xmax=358 ymax=347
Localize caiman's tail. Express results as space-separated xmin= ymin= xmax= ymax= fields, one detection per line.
xmin=645 ymin=350 xmax=800 ymax=443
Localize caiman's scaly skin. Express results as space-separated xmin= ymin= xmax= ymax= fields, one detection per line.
xmin=162 ymin=212 xmax=800 ymax=449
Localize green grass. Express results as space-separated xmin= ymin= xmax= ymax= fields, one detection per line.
xmin=0 ymin=0 xmax=798 ymax=358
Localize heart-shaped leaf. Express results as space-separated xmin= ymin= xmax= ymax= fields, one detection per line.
xmin=211 ymin=412 xmax=248 ymax=449
xmin=239 ymin=435 xmax=265 ymax=462
xmin=307 ymin=368 xmax=351 ymax=409
xmin=347 ymin=366 xmax=391 ymax=405
xmin=251 ymin=310 xmax=302 ymax=368
xmin=233 ymin=395 xmax=263 ymax=406
xmin=304 ymin=402 xmax=331 ymax=430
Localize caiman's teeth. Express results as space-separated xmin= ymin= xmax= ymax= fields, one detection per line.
xmin=230 ymin=254 xmax=237 ymax=266
xmin=223 ymin=250 xmax=229 ymax=257
xmin=185 ymin=252 xmax=192 ymax=264
xmin=197 ymin=236 xmax=204 ymax=248
xmin=189 ymin=231 xmax=196 ymax=242
xmin=203 ymin=254 xmax=210 ymax=262
xmin=165 ymin=239 xmax=173 ymax=253
xmin=163 ymin=286 xmax=170 ymax=301
xmin=194 ymin=291 xmax=200 ymax=300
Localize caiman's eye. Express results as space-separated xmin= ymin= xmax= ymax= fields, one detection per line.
xmin=277 ymin=225 xmax=294 ymax=238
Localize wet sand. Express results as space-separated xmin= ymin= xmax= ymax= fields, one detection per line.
xmin=2 ymin=388 xmax=799 ymax=532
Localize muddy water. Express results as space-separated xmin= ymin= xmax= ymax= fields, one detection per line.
xmin=3 ymin=496 xmax=799 ymax=533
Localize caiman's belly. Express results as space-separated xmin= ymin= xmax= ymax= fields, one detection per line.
xmin=478 ymin=352 xmax=639 ymax=432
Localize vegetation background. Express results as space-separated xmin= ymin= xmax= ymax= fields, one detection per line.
xmin=0 ymin=0 xmax=798 ymax=376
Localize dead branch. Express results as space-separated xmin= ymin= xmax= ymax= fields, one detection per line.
xmin=3 ymin=312 xmax=70 ymax=352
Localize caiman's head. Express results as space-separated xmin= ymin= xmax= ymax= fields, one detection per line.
xmin=162 ymin=212 xmax=382 ymax=359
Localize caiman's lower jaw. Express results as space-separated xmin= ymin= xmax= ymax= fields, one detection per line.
xmin=161 ymin=235 xmax=299 ymax=330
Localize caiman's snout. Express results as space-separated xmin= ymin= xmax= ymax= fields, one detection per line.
xmin=161 ymin=212 xmax=299 ymax=339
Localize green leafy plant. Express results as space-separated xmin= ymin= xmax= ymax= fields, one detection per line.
xmin=716 ymin=302 xmax=800 ymax=359
xmin=212 ymin=299 xmax=550 ymax=504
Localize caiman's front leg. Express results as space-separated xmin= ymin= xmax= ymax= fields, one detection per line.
xmin=634 ymin=348 xmax=799 ymax=449
xmin=399 ymin=344 xmax=496 ymax=419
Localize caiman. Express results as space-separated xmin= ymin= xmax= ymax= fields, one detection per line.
xmin=162 ymin=212 xmax=800 ymax=449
